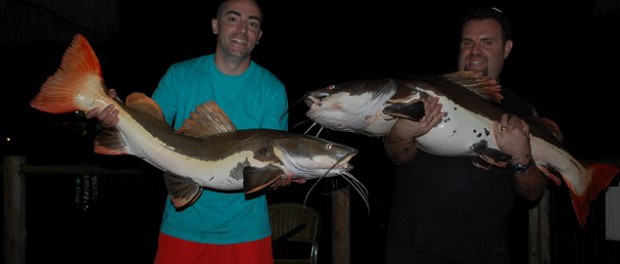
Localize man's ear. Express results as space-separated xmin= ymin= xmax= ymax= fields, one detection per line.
xmin=211 ymin=19 xmax=218 ymax=34
xmin=503 ymin=40 xmax=513 ymax=59
xmin=256 ymin=30 xmax=263 ymax=44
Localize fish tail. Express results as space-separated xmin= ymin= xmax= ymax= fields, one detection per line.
xmin=30 ymin=33 xmax=106 ymax=114
xmin=571 ymin=162 xmax=619 ymax=227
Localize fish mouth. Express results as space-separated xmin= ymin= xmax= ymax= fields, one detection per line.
xmin=334 ymin=149 xmax=358 ymax=172
xmin=315 ymin=147 xmax=358 ymax=174
xmin=304 ymin=93 xmax=324 ymax=107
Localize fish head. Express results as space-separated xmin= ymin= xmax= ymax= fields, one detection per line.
xmin=304 ymin=79 xmax=399 ymax=136
xmin=270 ymin=134 xmax=358 ymax=179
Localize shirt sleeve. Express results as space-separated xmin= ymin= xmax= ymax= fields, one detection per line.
xmin=261 ymin=79 xmax=289 ymax=131
xmin=152 ymin=65 xmax=179 ymax=126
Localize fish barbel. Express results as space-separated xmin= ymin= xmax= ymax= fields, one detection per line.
xmin=30 ymin=34 xmax=366 ymax=210
xmin=304 ymin=72 xmax=618 ymax=226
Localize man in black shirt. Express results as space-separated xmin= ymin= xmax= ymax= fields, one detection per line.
xmin=384 ymin=7 xmax=549 ymax=264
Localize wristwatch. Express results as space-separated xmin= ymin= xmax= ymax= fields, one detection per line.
xmin=510 ymin=159 xmax=534 ymax=174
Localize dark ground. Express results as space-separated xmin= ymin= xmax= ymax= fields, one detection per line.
xmin=2 ymin=0 xmax=620 ymax=263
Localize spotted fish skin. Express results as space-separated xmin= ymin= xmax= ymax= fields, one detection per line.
xmin=304 ymin=72 xmax=619 ymax=227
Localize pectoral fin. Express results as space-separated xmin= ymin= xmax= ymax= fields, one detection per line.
xmin=94 ymin=128 xmax=131 ymax=155
xmin=471 ymin=140 xmax=511 ymax=167
xmin=163 ymin=172 xmax=202 ymax=210
xmin=383 ymin=101 xmax=425 ymax=121
xmin=243 ymin=165 xmax=285 ymax=194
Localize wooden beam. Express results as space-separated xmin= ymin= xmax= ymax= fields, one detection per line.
xmin=2 ymin=156 xmax=144 ymax=264
xmin=331 ymin=186 xmax=350 ymax=264
xmin=529 ymin=189 xmax=550 ymax=264
xmin=3 ymin=155 xmax=27 ymax=264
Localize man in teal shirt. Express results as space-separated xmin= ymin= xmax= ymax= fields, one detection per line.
xmin=87 ymin=0 xmax=303 ymax=263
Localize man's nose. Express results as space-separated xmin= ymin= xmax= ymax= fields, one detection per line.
xmin=237 ymin=22 xmax=247 ymax=33
xmin=471 ymin=43 xmax=482 ymax=55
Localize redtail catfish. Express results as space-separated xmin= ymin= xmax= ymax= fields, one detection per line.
xmin=31 ymin=34 xmax=365 ymax=210
xmin=304 ymin=72 xmax=618 ymax=226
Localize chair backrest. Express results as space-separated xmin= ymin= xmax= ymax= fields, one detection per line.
xmin=269 ymin=203 xmax=322 ymax=264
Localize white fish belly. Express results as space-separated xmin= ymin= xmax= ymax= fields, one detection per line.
xmin=530 ymin=136 xmax=589 ymax=196
xmin=416 ymin=101 xmax=497 ymax=156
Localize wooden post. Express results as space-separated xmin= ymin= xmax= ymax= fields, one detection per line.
xmin=528 ymin=189 xmax=550 ymax=264
xmin=3 ymin=155 xmax=27 ymax=264
xmin=332 ymin=186 xmax=350 ymax=264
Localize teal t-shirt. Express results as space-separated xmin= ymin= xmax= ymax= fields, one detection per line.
xmin=151 ymin=54 xmax=288 ymax=244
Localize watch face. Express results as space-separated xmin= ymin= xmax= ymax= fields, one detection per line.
xmin=510 ymin=163 xmax=529 ymax=174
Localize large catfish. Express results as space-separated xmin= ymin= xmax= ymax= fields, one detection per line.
xmin=30 ymin=34 xmax=365 ymax=210
xmin=304 ymin=71 xmax=618 ymax=226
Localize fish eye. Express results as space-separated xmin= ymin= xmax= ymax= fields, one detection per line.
xmin=327 ymin=85 xmax=335 ymax=90
xmin=317 ymin=92 xmax=329 ymax=99
xmin=326 ymin=144 xmax=333 ymax=150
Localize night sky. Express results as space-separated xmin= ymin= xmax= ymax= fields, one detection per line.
xmin=3 ymin=1 xmax=620 ymax=160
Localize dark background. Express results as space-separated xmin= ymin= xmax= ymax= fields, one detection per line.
xmin=2 ymin=0 xmax=620 ymax=159
xmin=2 ymin=0 xmax=620 ymax=263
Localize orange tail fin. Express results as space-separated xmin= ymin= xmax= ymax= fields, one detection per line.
xmin=30 ymin=33 xmax=102 ymax=114
xmin=571 ymin=162 xmax=619 ymax=227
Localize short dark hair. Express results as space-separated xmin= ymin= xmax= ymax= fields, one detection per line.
xmin=216 ymin=0 xmax=263 ymax=19
xmin=462 ymin=7 xmax=511 ymax=43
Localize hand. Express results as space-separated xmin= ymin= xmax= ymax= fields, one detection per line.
xmin=494 ymin=114 xmax=531 ymax=164
xmin=268 ymin=175 xmax=306 ymax=190
xmin=390 ymin=96 xmax=443 ymax=139
xmin=384 ymin=97 xmax=443 ymax=165
xmin=84 ymin=88 xmax=120 ymax=128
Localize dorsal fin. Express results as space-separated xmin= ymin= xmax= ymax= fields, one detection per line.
xmin=442 ymin=71 xmax=503 ymax=103
xmin=125 ymin=92 xmax=167 ymax=122
xmin=176 ymin=101 xmax=237 ymax=138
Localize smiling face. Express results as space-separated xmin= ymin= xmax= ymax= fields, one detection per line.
xmin=211 ymin=0 xmax=263 ymax=64
xmin=457 ymin=18 xmax=512 ymax=81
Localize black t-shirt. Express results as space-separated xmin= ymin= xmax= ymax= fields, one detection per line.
xmin=385 ymin=85 xmax=535 ymax=264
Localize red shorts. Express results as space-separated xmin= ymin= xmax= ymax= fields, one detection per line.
xmin=153 ymin=233 xmax=274 ymax=264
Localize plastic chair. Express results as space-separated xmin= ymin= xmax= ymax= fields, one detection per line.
xmin=269 ymin=203 xmax=322 ymax=264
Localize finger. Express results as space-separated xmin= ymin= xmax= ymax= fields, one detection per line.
xmin=422 ymin=98 xmax=441 ymax=125
xmin=100 ymin=110 xmax=120 ymax=128
xmin=429 ymin=108 xmax=443 ymax=127
xmin=108 ymin=88 xmax=117 ymax=98
xmin=109 ymin=89 xmax=123 ymax=104
xmin=493 ymin=121 xmax=502 ymax=137
xmin=507 ymin=115 xmax=516 ymax=129
xmin=500 ymin=114 xmax=509 ymax=126
xmin=428 ymin=97 xmax=439 ymax=110
xmin=511 ymin=116 xmax=527 ymax=131
xmin=294 ymin=178 xmax=306 ymax=184
xmin=520 ymin=119 xmax=530 ymax=134
xmin=98 ymin=105 xmax=117 ymax=120
xmin=284 ymin=176 xmax=294 ymax=185
xmin=84 ymin=108 xmax=100 ymax=119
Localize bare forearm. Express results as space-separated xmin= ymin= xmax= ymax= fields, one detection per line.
xmin=513 ymin=166 xmax=548 ymax=201
xmin=384 ymin=130 xmax=418 ymax=166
